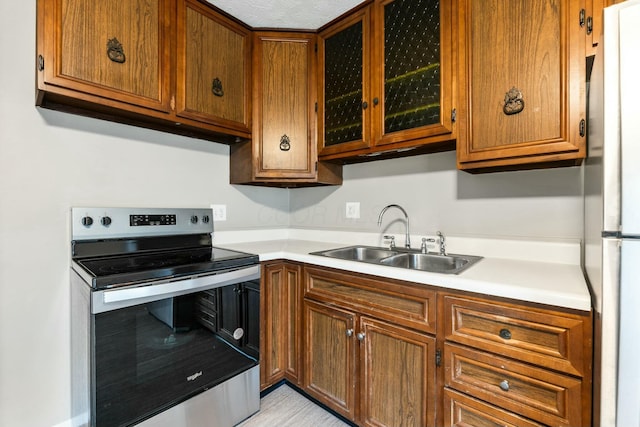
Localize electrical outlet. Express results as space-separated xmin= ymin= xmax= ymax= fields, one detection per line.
xmin=211 ymin=204 xmax=227 ymax=221
xmin=345 ymin=202 xmax=360 ymax=219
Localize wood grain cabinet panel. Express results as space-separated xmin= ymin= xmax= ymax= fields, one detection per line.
xmin=443 ymin=294 xmax=588 ymax=377
xmin=260 ymin=261 xmax=302 ymax=390
xmin=445 ymin=343 xmax=583 ymax=427
xmin=302 ymin=266 xmax=438 ymax=427
xmin=360 ymin=317 xmax=436 ymax=427
xmin=456 ymin=0 xmax=586 ymax=171
xmin=37 ymin=0 xmax=171 ymax=111
xmin=444 ymin=388 xmax=546 ymax=427
xmin=303 ymin=299 xmax=357 ymax=420
xmin=176 ymin=0 xmax=250 ymax=132
xmin=230 ymin=32 xmax=342 ymax=186
xmin=304 ymin=265 xmax=436 ymax=334
xmin=36 ymin=0 xmax=251 ymax=144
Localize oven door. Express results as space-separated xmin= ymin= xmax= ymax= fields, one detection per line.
xmin=86 ymin=266 xmax=260 ymax=426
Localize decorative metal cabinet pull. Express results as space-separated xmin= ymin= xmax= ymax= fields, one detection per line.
xmin=503 ymin=87 xmax=524 ymax=115
xmin=346 ymin=328 xmax=354 ymax=337
xmin=212 ymin=78 xmax=224 ymax=97
xmin=279 ymin=134 xmax=291 ymax=151
xmin=499 ymin=380 xmax=510 ymax=392
xmin=499 ymin=328 xmax=512 ymax=340
xmin=107 ymin=38 xmax=126 ymax=64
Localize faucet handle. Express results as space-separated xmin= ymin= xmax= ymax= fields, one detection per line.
xmin=437 ymin=231 xmax=446 ymax=255
xmin=421 ymin=237 xmax=435 ymax=254
xmin=383 ymin=235 xmax=396 ymax=249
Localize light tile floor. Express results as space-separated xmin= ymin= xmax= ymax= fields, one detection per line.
xmin=237 ymin=385 xmax=352 ymax=427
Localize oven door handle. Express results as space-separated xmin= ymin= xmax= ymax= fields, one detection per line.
xmin=92 ymin=265 xmax=260 ymax=313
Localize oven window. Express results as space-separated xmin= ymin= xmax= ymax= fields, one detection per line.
xmin=93 ymin=283 xmax=258 ymax=426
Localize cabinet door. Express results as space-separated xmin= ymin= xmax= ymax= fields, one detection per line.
xmin=456 ymin=0 xmax=586 ymax=171
xmin=37 ymin=0 xmax=171 ymax=112
xmin=242 ymin=280 xmax=261 ymax=360
xmin=318 ymin=8 xmax=371 ymax=156
xmin=359 ymin=317 xmax=436 ymax=427
xmin=372 ymin=0 xmax=454 ymax=147
xmin=176 ymin=0 xmax=250 ymax=132
xmin=252 ymin=33 xmax=316 ymax=179
xmin=303 ymin=299 xmax=357 ymax=421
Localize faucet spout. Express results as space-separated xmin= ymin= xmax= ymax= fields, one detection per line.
xmin=377 ymin=204 xmax=411 ymax=249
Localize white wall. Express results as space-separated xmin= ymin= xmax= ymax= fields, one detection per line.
xmin=0 ymin=3 xmax=289 ymax=426
xmin=0 ymin=2 xmax=584 ymax=427
xmin=291 ymin=152 xmax=583 ymax=242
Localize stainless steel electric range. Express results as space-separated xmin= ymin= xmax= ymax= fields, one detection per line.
xmin=70 ymin=207 xmax=260 ymax=427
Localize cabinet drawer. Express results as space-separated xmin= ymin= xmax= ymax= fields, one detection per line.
xmin=445 ymin=344 xmax=582 ymax=427
xmin=442 ymin=295 xmax=589 ymax=376
xmin=305 ymin=266 xmax=436 ymax=334
xmin=444 ymin=388 xmax=545 ymax=427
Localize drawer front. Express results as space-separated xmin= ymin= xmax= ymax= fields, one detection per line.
xmin=445 ymin=344 xmax=582 ymax=427
xmin=443 ymin=295 xmax=588 ymax=376
xmin=444 ymin=388 xmax=545 ymax=427
xmin=305 ymin=266 xmax=436 ymax=334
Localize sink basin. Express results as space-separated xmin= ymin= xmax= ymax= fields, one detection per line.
xmin=311 ymin=246 xmax=482 ymax=274
xmin=379 ymin=253 xmax=482 ymax=274
xmin=314 ymin=246 xmax=399 ymax=262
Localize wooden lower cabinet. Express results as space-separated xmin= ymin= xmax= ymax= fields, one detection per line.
xmin=259 ymin=264 xmax=592 ymax=427
xmin=304 ymin=299 xmax=357 ymax=420
xmin=359 ymin=317 xmax=436 ymax=427
xmin=301 ymin=265 xmax=438 ymax=427
xmin=441 ymin=293 xmax=592 ymax=427
xmin=260 ymin=261 xmax=302 ymax=389
xmin=303 ymin=299 xmax=437 ymax=427
xmin=444 ymin=388 xmax=546 ymax=427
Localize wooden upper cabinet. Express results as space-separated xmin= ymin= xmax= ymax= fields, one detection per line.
xmin=230 ymin=32 xmax=342 ymax=187
xmin=456 ymin=0 xmax=587 ymax=172
xmin=176 ymin=0 xmax=251 ymax=132
xmin=36 ymin=0 xmax=171 ymax=112
xmin=317 ymin=0 xmax=455 ymax=162
xmin=36 ymin=0 xmax=251 ymax=143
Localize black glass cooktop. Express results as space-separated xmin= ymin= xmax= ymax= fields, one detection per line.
xmin=74 ymin=246 xmax=258 ymax=290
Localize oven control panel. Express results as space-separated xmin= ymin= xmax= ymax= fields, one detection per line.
xmin=72 ymin=207 xmax=213 ymax=240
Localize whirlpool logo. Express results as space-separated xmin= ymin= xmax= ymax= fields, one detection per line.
xmin=187 ymin=371 xmax=203 ymax=382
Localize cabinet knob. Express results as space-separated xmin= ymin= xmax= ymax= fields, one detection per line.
xmin=499 ymin=328 xmax=512 ymax=340
xmin=356 ymin=332 xmax=365 ymax=341
xmin=346 ymin=328 xmax=354 ymax=337
xmin=373 ymin=97 xmax=379 ymax=106
xmin=362 ymin=101 xmax=368 ymax=110
xmin=499 ymin=380 xmax=510 ymax=392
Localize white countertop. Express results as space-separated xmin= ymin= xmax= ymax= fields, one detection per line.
xmin=214 ymin=230 xmax=592 ymax=312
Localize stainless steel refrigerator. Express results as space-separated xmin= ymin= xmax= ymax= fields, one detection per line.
xmin=584 ymin=1 xmax=640 ymax=426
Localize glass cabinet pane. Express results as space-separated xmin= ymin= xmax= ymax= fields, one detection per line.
xmin=383 ymin=0 xmax=440 ymax=134
xmin=324 ymin=21 xmax=364 ymax=146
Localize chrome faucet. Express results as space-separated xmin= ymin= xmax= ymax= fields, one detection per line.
xmin=377 ymin=204 xmax=411 ymax=249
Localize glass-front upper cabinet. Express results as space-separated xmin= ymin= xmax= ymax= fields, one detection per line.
xmin=317 ymin=0 xmax=455 ymax=161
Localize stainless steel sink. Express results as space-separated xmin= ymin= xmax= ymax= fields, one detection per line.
xmin=379 ymin=252 xmax=482 ymax=274
xmin=314 ymin=246 xmax=399 ymax=262
xmin=311 ymin=246 xmax=482 ymax=274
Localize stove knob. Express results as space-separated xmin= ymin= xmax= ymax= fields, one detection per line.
xmin=101 ymin=216 xmax=112 ymax=226
xmin=81 ymin=216 xmax=93 ymax=227
xmin=190 ymin=215 xmax=198 ymax=224
xmin=202 ymin=215 xmax=210 ymax=224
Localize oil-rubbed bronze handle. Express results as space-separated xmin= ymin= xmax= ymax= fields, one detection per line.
xmin=499 ymin=328 xmax=512 ymax=340
xmin=362 ymin=101 xmax=368 ymax=110
xmin=212 ymin=78 xmax=224 ymax=97
xmin=107 ymin=38 xmax=126 ymax=64
xmin=503 ymin=87 xmax=524 ymax=115
xmin=279 ymin=134 xmax=291 ymax=151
